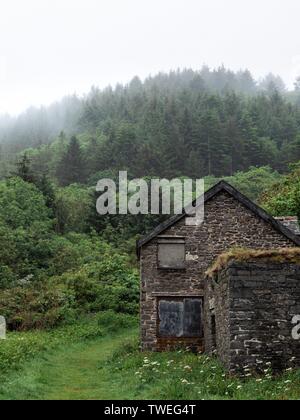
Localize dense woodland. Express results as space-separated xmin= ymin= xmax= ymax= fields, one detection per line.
xmin=1 ymin=68 xmax=300 ymax=182
xmin=0 ymin=67 xmax=300 ymax=331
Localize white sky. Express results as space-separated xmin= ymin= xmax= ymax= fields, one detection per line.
xmin=1 ymin=0 xmax=300 ymax=115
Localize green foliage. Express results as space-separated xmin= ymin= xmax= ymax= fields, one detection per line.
xmin=36 ymin=174 xmax=56 ymax=212
xmin=0 ymin=283 xmax=76 ymax=331
xmin=76 ymin=84 xmax=300 ymax=179
xmin=97 ymin=311 xmax=138 ymax=332
xmin=259 ymin=163 xmax=300 ymax=217
xmin=14 ymin=153 xmax=35 ymax=183
xmin=0 ymin=178 xmax=55 ymax=286
xmin=2 ymin=69 xmax=300 ymax=184
xmin=0 ymin=176 xmax=139 ymax=331
xmin=1 ymin=323 xmax=299 ymax=400
xmin=54 ymin=184 xmax=93 ymax=233
xmin=0 ymin=177 xmax=51 ymax=230
xmin=204 ymin=166 xmax=281 ymax=201
xmin=0 ymin=314 xmax=136 ymax=376
xmin=56 ymin=136 xmax=86 ymax=186
xmin=103 ymin=341 xmax=300 ymax=400
xmin=0 ymin=243 xmax=139 ymax=330
xmin=0 ymin=332 xmax=49 ymax=374
xmin=51 ymin=252 xmax=140 ymax=316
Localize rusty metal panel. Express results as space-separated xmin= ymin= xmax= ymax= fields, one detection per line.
xmin=157 ymin=337 xmax=204 ymax=353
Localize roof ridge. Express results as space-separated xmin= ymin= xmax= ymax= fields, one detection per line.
xmin=137 ymin=180 xmax=300 ymax=256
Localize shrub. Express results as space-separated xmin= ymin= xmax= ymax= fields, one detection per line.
xmin=0 ymin=177 xmax=140 ymax=332
xmin=0 ymin=283 xmax=76 ymax=330
xmin=0 ymin=177 xmax=52 ymax=230
xmin=97 ymin=311 xmax=138 ymax=333
xmin=259 ymin=163 xmax=300 ymax=217
xmin=0 ymin=252 xmax=139 ymax=331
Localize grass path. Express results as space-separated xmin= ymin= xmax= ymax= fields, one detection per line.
xmin=0 ymin=329 xmax=138 ymax=401
xmin=1 ymin=325 xmax=300 ymax=400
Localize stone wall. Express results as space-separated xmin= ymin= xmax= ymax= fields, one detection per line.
xmin=140 ymin=191 xmax=296 ymax=352
xmin=205 ymin=268 xmax=232 ymax=366
xmin=208 ymin=259 xmax=300 ymax=374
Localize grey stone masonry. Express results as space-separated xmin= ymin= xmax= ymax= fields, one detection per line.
xmin=208 ymin=259 xmax=300 ymax=374
xmin=139 ymin=188 xmax=297 ymax=352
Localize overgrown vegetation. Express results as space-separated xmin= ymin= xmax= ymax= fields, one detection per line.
xmin=0 ymin=161 xmax=299 ymax=331
xmin=1 ymin=323 xmax=299 ymax=400
xmin=0 ymin=176 xmax=139 ymax=331
xmin=103 ymin=336 xmax=300 ymax=400
xmin=0 ymin=312 xmax=137 ymax=376
xmin=260 ymin=163 xmax=300 ymax=219
xmin=0 ymin=318 xmax=101 ymax=375
xmin=206 ymin=248 xmax=300 ymax=278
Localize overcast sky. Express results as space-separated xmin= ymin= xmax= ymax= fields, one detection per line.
xmin=0 ymin=0 xmax=300 ymax=115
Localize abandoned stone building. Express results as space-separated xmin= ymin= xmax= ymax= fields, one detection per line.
xmin=137 ymin=181 xmax=300 ymax=370
xmin=205 ymin=251 xmax=300 ymax=373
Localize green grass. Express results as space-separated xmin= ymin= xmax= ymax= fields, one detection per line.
xmin=0 ymin=317 xmax=105 ymax=375
xmin=101 ymin=341 xmax=300 ymax=400
xmin=1 ymin=316 xmax=300 ymax=400
xmin=0 ymin=329 xmax=138 ymax=400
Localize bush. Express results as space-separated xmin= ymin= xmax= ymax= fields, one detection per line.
xmin=0 ymin=251 xmax=139 ymax=331
xmin=50 ymin=254 xmax=140 ymax=317
xmin=0 ymin=283 xmax=76 ymax=331
xmin=259 ymin=163 xmax=300 ymax=217
xmin=0 ymin=177 xmax=139 ymax=332
xmin=0 ymin=177 xmax=52 ymax=230
xmin=97 ymin=311 xmax=138 ymax=333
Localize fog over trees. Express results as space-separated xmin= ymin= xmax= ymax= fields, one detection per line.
xmin=1 ymin=67 xmax=300 ymax=182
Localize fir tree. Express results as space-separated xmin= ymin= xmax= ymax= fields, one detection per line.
xmin=14 ymin=153 xmax=35 ymax=183
xmin=56 ymin=136 xmax=86 ymax=186
xmin=37 ymin=174 xmax=56 ymax=212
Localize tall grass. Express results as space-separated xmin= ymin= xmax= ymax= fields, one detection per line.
xmin=0 ymin=312 xmax=137 ymax=375
xmin=1 ymin=314 xmax=299 ymax=400
xmin=102 ymin=337 xmax=300 ymax=400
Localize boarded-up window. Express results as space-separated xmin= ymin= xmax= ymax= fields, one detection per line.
xmin=158 ymin=298 xmax=203 ymax=338
xmin=158 ymin=237 xmax=185 ymax=269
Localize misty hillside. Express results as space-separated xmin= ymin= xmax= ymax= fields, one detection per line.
xmin=1 ymin=67 xmax=300 ymax=182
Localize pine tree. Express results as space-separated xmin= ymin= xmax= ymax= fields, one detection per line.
xmin=14 ymin=153 xmax=35 ymax=183
xmin=198 ymin=108 xmax=223 ymax=176
xmin=37 ymin=174 xmax=56 ymax=212
xmin=56 ymin=136 xmax=86 ymax=186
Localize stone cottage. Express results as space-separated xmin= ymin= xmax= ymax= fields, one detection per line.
xmin=205 ymin=249 xmax=300 ymax=374
xmin=137 ymin=181 xmax=300 ymax=355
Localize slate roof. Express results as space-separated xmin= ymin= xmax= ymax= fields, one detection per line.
xmin=137 ymin=180 xmax=300 ymax=257
xmin=275 ymin=217 xmax=300 ymax=236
